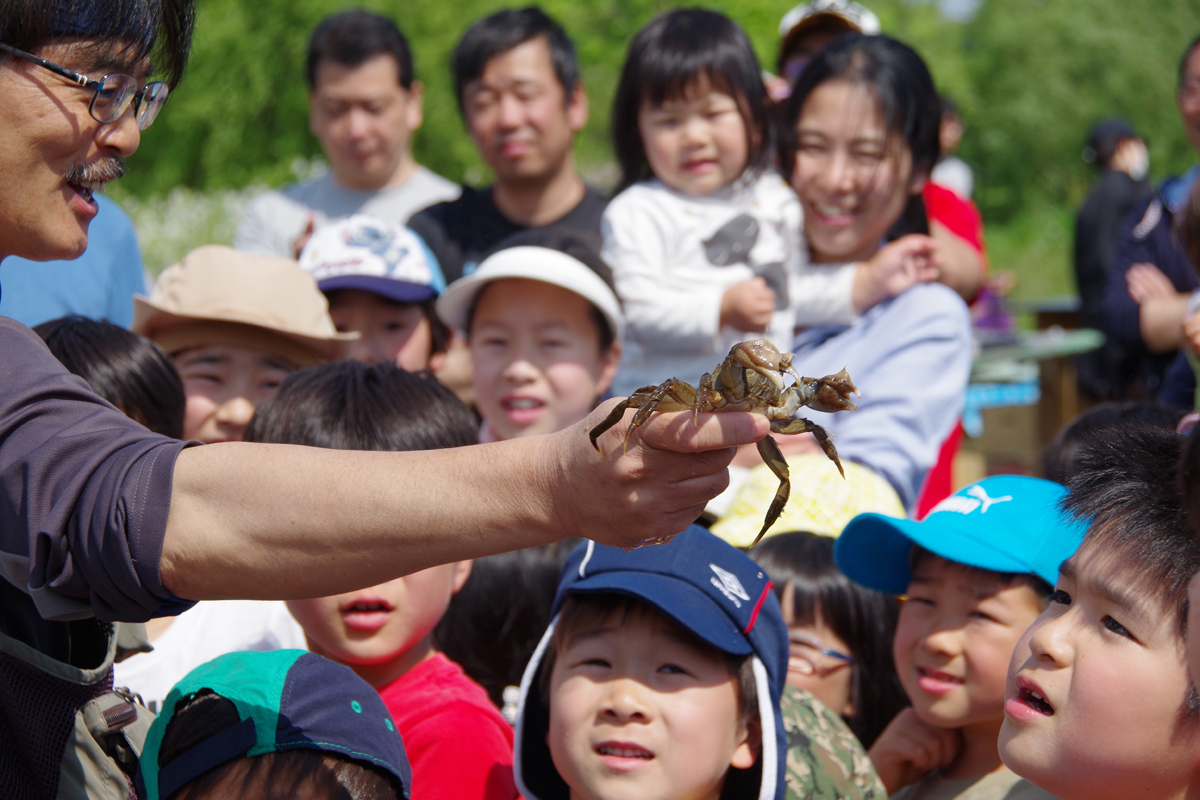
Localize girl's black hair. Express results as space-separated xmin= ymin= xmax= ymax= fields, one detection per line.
xmin=611 ymin=8 xmax=773 ymax=192
xmin=34 ymin=315 xmax=185 ymax=439
xmin=780 ymin=34 xmax=941 ymax=240
xmin=243 ymin=361 xmax=478 ymax=452
xmin=751 ymin=531 xmax=908 ymax=748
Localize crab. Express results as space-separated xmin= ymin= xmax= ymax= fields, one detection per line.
xmin=589 ymin=338 xmax=859 ymax=546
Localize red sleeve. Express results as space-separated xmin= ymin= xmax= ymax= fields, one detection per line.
xmin=923 ymin=182 xmax=985 ymax=255
xmin=403 ymin=702 xmax=518 ymax=800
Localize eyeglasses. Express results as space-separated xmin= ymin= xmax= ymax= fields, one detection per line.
xmin=0 ymin=43 xmax=168 ymax=130
xmin=788 ymin=632 xmax=854 ymax=676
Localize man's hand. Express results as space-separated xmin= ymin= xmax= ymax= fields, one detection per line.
xmin=868 ymin=707 xmax=961 ymax=794
xmin=544 ymin=399 xmax=769 ymax=549
xmin=1127 ymin=262 xmax=1177 ymax=304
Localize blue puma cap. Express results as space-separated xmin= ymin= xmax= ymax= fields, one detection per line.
xmin=835 ymin=475 xmax=1088 ymax=594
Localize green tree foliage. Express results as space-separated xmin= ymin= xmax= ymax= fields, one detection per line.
xmin=122 ymin=0 xmax=970 ymax=196
xmin=122 ymin=0 xmax=1200 ymax=237
xmin=960 ymin=0 xmax=1200 ymax=223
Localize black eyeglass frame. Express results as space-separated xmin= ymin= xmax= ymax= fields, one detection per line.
xmin=0 ymin=42 xmax=168 ymax=130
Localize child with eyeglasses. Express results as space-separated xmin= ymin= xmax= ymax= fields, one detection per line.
xmin=752 ymin=530 xmax=908 ymax=750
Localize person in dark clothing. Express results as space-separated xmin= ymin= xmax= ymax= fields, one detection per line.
xmin=1074 ymin=118 xmax=1153 ymax=399
xmin=407 ymin=8 xmax=605 ymax=283
xmin=1100 ymin=36 xmax=1200 ymax=399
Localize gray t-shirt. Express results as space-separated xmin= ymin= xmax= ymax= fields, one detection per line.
xmin=234 ymin=166 xmax=461 ymax=257
xmin=891 ymin=767 xmax=1058 ymax=800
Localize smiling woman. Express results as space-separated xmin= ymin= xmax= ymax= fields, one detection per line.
xmin=773 ymin=34 xmax=973 ymax=512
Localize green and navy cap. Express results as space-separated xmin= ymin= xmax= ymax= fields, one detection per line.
xmin=138 ymin=650 xmax=411 ymax=800
xmin=835 ymin=475 xmax=1088 ymax=595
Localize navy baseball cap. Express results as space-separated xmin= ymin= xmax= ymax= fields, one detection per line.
xmin=139 ymin=650 xmax=411 ymax=800
xmin=299 ymin=215 xmax=446 ymax=304
xmin=514 ymin=526 xmax=789 ymax=800
xmin=835 ymin=475 xmax=1089 ymax=595
xmin=552 ymin=527 xmax=785 ymax=662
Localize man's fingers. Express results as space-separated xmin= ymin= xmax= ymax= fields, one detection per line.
xmin=637 ymin=409 xmax=769 ymax=453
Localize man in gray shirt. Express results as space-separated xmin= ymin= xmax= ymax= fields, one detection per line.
xmin=235 ymin=9 xmax=460 ymax=258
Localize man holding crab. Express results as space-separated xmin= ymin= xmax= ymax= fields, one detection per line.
xmin=0 ymin=1 xmax=765 ymax=794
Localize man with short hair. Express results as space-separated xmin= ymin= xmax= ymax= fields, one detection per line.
xmin=408 ymin=7 xmax=606 ymax=283
xmin=234 ymin=9 xmax=460 ymax=259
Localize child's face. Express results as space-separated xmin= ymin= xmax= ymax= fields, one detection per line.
xmin=785 ymin=620 xmax=855 ymax=718
xmin=893 ymin=556 xmax=1044 ymax=732
xmin=173 ymin=346 xmax=295 ymax=443
xmin=470 ymin=278 xmax=619 ymax=440
xmin=286 ymin=562 xmax=471 ymax=686
xmin=791 ymin=78 xmax=923 ymax=264
xmin=999 ymin=544 xmax=1200 ymax=800
xmin=547 ymin=609 xmax=755 ymax=800
xmin=327 ymin=289 xmax=434 ymax=372
xmin=638 ymin=85 xmax=749 ymax=197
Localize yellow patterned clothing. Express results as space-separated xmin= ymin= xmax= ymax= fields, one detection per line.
xmin=712 ymin=455 xmax=905 ymax=546
xmin=781 ymin=684 xmax=887 ymax=800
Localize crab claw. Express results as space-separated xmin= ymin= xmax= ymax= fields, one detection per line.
xmin=802 ymin=369 xmax=859 ymax=413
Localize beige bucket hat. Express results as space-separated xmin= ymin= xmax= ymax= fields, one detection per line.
xmin=133 ymin=245 xmax=357 ymax=367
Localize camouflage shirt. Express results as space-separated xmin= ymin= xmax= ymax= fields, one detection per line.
xmin=782 ymin=684 xmax=887 ymax=800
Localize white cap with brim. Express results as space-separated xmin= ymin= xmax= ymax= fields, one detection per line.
xmin=436 ymin=246 xmax=625 ymax=343
xmin=779 ymin=0 xmax=881 ymax=37
xmin=133 ymin=245 xmax=357 ymax=366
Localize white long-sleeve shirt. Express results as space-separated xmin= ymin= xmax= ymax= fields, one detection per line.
xmin=604 ymin=171 xmax=856 ymax=396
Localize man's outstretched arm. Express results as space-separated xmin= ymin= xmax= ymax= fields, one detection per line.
xmin=161 ymin=399 xmax=768 ymax=602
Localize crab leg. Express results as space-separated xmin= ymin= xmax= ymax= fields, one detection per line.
xmin=752 ymin=434 xmax=791 ymax=547
xmin=772 ymin=418 xmax=845 ymax=478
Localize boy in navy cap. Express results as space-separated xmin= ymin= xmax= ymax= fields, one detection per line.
xmin=138 ymin=649 xmax=411 ymax=800
xmin=834 ymin=476 xmax=1087 ymax=800
xmin=514 ymin=525 xmax=788 ymax=800
xmin=299 ymin=214 xmax=451 ymax=372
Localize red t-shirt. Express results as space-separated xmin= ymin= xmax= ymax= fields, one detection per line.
xmin=923 ymin=181 xmax=986 ymax=255
xmin=378 ymin=653 xmax=517 ymax=800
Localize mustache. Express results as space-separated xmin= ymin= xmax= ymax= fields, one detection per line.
xmin=65 ymin=157 xmax=126 ymax=184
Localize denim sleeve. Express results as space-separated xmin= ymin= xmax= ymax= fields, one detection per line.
xmin=0 ymin=318 xmax=192 ymax=622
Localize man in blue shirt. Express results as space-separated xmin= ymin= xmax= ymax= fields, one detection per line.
xmin=0 ymin=193 xmax=145 ymax=327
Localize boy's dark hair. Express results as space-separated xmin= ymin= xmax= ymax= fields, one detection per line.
xmin=452 ymin=6 xmax=578 ymax=115
xmin=611 ymin=8 xmax=772 ymax=192
xmin=437 ymin=539 xmax=582 ymax=708
xmin=752 ymin=531 xmax=906 ymax=748
xmin=0 ymin=0 xmax=194 ymax=89
xmin=1064 ymin=424 xmax=1200 ymax=638
xmin=243 ymin=361 xmax=478 ymax=451
xmin=34 ymin=315 xmax=185 ymax=439
xmin=909 ymin=546 xmax=1055 ymax=601
xmin=1043 ymin=402 xmax=1186 ymax=485
xmin=541 ymin=593 xmax=759 ymax=735
xmin=159 ymin=692 xmax=399 ymax=800
xmin=306 ymin=9 xmax=414 ymax=90
xmin=473 ymin=229 xmax=618 ymax=352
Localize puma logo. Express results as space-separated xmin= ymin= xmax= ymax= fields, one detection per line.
xmin=967 ymin=485 xmax=1013 ymax=513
